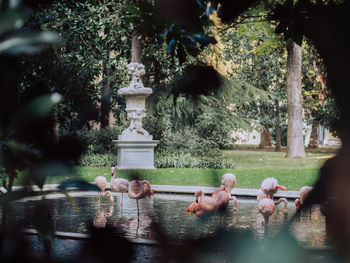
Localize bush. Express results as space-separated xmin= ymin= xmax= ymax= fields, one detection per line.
xmin=78 ymin=153 xmax=116 ymax=167
xmin=155 ymin=151 xmax=235 ymax=169
xmin=161 ymin=127 xmax=217 ymax=156
xmin=68 ymin=126 xmax=127 ymax=154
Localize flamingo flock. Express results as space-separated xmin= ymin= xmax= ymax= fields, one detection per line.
xmin=94 ymin=169 xmax=313 ymax=228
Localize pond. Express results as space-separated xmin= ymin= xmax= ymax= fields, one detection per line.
xmin=2 ymin=192 xmax=326 ymax=247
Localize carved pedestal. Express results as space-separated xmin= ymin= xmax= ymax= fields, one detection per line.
xmin=113 ymin=140 xmax=158 ymax=170
xmin=114 ymin=62 xmax=158 ymax=170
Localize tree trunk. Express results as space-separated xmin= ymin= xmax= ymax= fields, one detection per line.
xmin=286 ymin=39 xmax=306 ymax=158
xmin=275 ymin=100 xmax=282 ymax=152
xmin=308 ymin=121 xmax=320 ymax=149
xmin=260 ymin=125 xmax=271 ymax=149
xmin=131 ymin=31 xmax=142 ymax=63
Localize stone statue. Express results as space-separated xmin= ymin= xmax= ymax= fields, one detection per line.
xmin=122 ymin=109 xmax=149 ymax=137
xmin=118 ymin=62 xmax=152 ymax=95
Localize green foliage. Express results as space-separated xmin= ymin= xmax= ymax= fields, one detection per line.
xmin=302 ymin=40 xmax=339 ymax=133
xmin=78 ymin=153 xmax=115 ymax=167
xmin=70 ymin=126 xmax=127 ymax=154
xmin=155 ymin=151 xmax=235 ymax=169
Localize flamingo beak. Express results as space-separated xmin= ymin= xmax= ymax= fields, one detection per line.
xmin=277 ymin=185 xmax=287 ymax=191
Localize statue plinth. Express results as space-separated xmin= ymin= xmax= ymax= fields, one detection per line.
xmin=114 ymin=62 xmax=158 ymax=170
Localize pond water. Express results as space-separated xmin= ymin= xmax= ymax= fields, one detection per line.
xmin=3 ymin=192 xmax=326 ymax=247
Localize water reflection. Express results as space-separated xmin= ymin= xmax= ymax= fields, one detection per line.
xmin=3 ymin=193 xmax=326 ymax=247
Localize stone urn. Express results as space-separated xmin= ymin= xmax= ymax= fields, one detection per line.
xmin=113 ymin=62 xmax=158 ymax=169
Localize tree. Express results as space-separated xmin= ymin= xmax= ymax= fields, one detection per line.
xmin=33 ymin=0 xmax=133 ymax=129
xmin=285 ymin=39 xmax=305 ymax=157
xmin=210 ymin=15 xmax=287 ymax=150
xmin=302 ymin=40 xmax=339 ymax=149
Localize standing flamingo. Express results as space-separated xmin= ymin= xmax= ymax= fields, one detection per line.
xmin=222 ymin=173 xmax=238 ymax=212
xmin=186 ymin=190 xmax=217 ymax=218
xmin=258 ymin=197 xmax=288 ymax=224
xmin=211 ymin=185 xmax=231 ymax=224
xmin=261 ymin=178 xmax=287 ymax=199
xmin=128 ymin=180 xmax=154 ymax=219
xmin=258 ymin=198 xmax=275 ymax=224
xmin=94 ymin=176 xmax=114 ymax=205
xmin=295 ymin=186 xmax=313 ymax=210
xmin=110 ymin=167 xmax=129 ymax=208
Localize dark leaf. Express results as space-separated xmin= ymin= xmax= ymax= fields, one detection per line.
xmin=172 ymin=65 xmax=221 ymax=97
xmin=33 ymin=198 xmax=55 ymax=255
xmin=125 ymin=4 xmax=141 ymax=15
xmin=205 ymin=5 xmax=214 ymax=17
xmin=58 ymin=178 xmax=100 ymax=191
xmin=0 ymin=188 xmax=38 ymax=205
xmin=192 ymin=33 xmax=217 ymax=45
xmin=275 ymin=20 xmax=290 ymax=35
xmin=177 ymin=44 xmax=187 ymax=65
xmin=217 ymin=0 xmax=258 ymax=23
xmin=167 ymin=38 xmax=176 ymax=54
xmin=0 ymin=31 xmax=60 ymax=55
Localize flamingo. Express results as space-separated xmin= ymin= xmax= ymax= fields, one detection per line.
xmin=186 ymin=190 xmax=217 ymax=218
xmin=94 ymin=176 xmax=114 ymax=205
xmin=275 ymin=197 xmax=289 ymax=216
xmin=211 ymin=185 xmax=231 ymax=224
xmin=222 ymin=173 xmax=238 ymax=212
xmin=261 ymin=178 xmax=287 ymax=199
xmin=257 ymin=188 xmax=268 ymax=202
xmin=128 ymin=180 xmax=154 ymax=219
xmin=258 ymin=197 xmax=288 ymax=224
xmin=295 ymin=186 xmax=313 ymax=210
xmin=110 ymin=167 xmax=130 ymax=208
xmin=93 ymin=201 xmax=114 ymax=228
xmin=258 ymin=198 xmax=275 ymax=224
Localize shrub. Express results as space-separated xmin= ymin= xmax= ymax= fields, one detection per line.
xmin=154 ymin=151 xmax=235 ymax=169
xmin=68 ymin=126 xmax=127 ymax=154
xmin=79 ymin=153 xmax=116 ymax=167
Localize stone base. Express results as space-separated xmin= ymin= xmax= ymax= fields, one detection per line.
xmin=113 ymin=140 xmax=158 ymax=170
xmin=118 ymin=134 xmax=153 ymax=141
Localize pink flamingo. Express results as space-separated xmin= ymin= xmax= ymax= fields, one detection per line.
xmin=258 ymin=197 xmax=288 ymax=224
xmin=211 ymin=185 xmax=231 ymax=213
xmin=222 ymin=173 xmax=238 ymax=212
xmin=93 ymin=201 xmax=114 ymax=228
xmin=186 ymin=190 xmax=216 ymax=218
xmin=295 ymin=186 xmax=313 ymax=210
xmin=128 ymin=180 xmax=154 ymax=218
xmin=261 ymin=178 xmax=287 ymax=199
xmin=94 ymin=176 xmax=114 ymax=205
xmin=110 ymin=167 xmax=129 ymax=208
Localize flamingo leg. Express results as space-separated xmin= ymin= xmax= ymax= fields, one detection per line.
xmin=136 ymin=199 xmax=140 ymax=222
xmin=121 ymin=192 xmax=123 ymax=208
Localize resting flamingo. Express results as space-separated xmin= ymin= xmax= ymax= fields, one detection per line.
xmin=261 ymin=178 xmax=287 ymax=199
xmin=222 ymin=173 xmax=238 ymax=212
xmin=258 ymin=197 xmax=288 ymax=224
xmin=295 ymin=186 xmax=313 ymax=210
xmin=110 ymin=167 xmax=129 ymax=208
xmin=186 ymin=190 xmax=216 ymax=218
xmin=94 ymin=176 xmax=114 ymax=205
xmin=128 ymin=179 xmax=154 ymax=218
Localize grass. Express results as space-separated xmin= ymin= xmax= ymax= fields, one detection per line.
xmin=39 ymin=150 xmax=334 ymax=191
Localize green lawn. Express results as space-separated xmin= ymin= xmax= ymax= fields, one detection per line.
xmin=41 ymin=150 xmax=335 ymax=191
